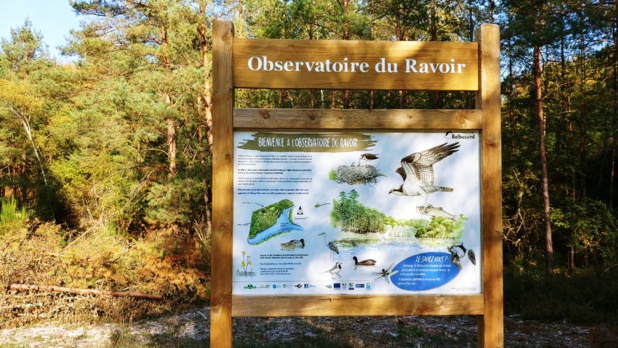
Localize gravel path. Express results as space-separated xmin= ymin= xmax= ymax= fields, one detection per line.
xmin=0 ymin=307 xmax=609 ymax=347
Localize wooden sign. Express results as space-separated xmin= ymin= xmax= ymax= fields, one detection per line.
xmin=234 ymin=39 xmax=478 ymax=90
xmin=211 ymin=20 xmax=503 ymax=348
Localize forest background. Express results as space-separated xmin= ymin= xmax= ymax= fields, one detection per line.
xmin=1 ymin=0 xmax=618 ymax=327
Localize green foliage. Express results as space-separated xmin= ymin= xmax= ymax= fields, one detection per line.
xmin=0 ymin=18 xmax=50 ymax=75
xmin=414 ymin=215 xmax=468 ymax=239
xmin=551 ymin=198 xmax=618 ymax=268
xmin=145 ymin=177 xmax=208 ymax=226
xmin=330 ymin=189 xmax=388 ymax=233
xmin=0 ymin=197 xmax=27 ymax=233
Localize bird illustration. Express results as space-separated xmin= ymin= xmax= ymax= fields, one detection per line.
xmin=360 ymin=153 xmax=379 ymax=165
xmin=448 ymin=243 xmax=476 ymax=269
xmin=389 ymin=142 xmax=460 ymax=207
xmin=280 ymin=238 xmax=305 ymax=250
xmin=322 ymin=262 xmax=342 ymax=279
xmin=449 ymin=249 xmax=462 ymax=270
xmin=318 ymin=232 xmax=339 ymax=258
xmin=353 ymin=256 xmax=377 ymax=268
xmin=454 ymin=242 xmax=467 ymax=254
xmin=468 ymin=249 xmax=476 ymax=265
xmin=454 ymin=242 xmax=476 ymax=265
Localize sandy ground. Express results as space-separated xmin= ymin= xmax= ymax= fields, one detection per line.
xmin=1 ymin=306 xmax=609 ymax=347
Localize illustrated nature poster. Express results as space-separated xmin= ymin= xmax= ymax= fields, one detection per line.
xmin=232 ymin=131 xmax=480 ymax=295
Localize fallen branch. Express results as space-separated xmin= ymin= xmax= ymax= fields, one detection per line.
xmin=9 ymin=284 xmax=162 ymax=300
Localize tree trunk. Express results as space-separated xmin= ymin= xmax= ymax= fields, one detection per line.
xmin=160 ymin=22 xmax=177 ymax=177
xmin=533 ymin=10 xmax=553 ymax=272
xmin=4 ymin=104 xmax=48 ymax=188
xmin=578 ymin=14 xmax=587 ymax=199
xmin=609 ymin=139 xmax=616 ymax=210
xmin=198 ymin=0 xmax=213 ymax=236
xmin=343 ymin=0 xmax=350 ymax=109
xmin=430 ymin=0 xmax=439 ymax=108
xmin=609 ymin=0 xmax=618 ymax=210
xmin=10 ymin=283 xmax=162 ymax=300
xmin=199 ymin=0 xmax=214 ymax=153
xmin=167 ymin=114 xmax=177 ymax=176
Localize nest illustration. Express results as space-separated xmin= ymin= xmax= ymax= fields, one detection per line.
xmin=329 ymin=165 xmax=385 ymax=185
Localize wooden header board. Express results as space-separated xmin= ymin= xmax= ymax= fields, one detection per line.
xmin=211 ymin=20 xmax=503 ymax=348
xmin=234 ymin=39 xmax=479 ymax=90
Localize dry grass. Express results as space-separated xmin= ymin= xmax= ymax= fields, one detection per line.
xmin=1 ymin=219 xmax=209 ymax=329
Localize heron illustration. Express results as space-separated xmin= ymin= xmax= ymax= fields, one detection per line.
xmin=318 ymin=232 xmax=339 ymax=259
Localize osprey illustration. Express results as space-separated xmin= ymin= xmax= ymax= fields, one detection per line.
xmin=360 ymin=153 xmax=379 ymax=165
xmin=388 ymin=142 xmax=460 ymax=206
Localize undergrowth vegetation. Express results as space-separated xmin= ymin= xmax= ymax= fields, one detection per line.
xmin=0 ymin=204 xmax=210 ymax=329
xmin=504 ymin=261 xmax=618 ymax=325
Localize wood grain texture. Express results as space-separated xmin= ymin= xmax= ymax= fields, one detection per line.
xmin=232 ymin=295 xmax=484 ymax=317
xmin=211 ymin=19 xmax=235 ymax=348
xmin=234 ymin=39 xmax=478 ymax=90
xmin=476 ymin=24 xmax=504 ymax=348
xmin=234 ymin=108 xmax=482 ymax=130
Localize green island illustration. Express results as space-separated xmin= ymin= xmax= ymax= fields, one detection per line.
xmin=330 ymin=190 xmax=467 ymax=246
xmin=247 ymin=199 xmax=304 ymax=245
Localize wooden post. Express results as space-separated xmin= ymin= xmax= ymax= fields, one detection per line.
xmin=476 ymin=24 xmax=503 ymax=347
xmin=211 ymin=19 xmax=235 ymax=348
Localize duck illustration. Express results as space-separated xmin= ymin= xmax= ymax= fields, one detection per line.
xmin=280 ymin=238 xmax=305 ymax=250
xmin=353 ymin=256 xmax=377 ymax=268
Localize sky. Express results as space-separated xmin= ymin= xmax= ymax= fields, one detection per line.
xmin=0 ymin=0 xmax=83 ymax=60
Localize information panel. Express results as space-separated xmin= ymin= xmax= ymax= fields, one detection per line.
xmin=232 ymin=131 xmax=481 ymax=295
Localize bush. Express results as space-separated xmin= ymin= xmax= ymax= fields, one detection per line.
xmin=0 ymin=197 xmax=28 ymax=234
xmin=0 ymin=219 xmax=210 ymax=329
